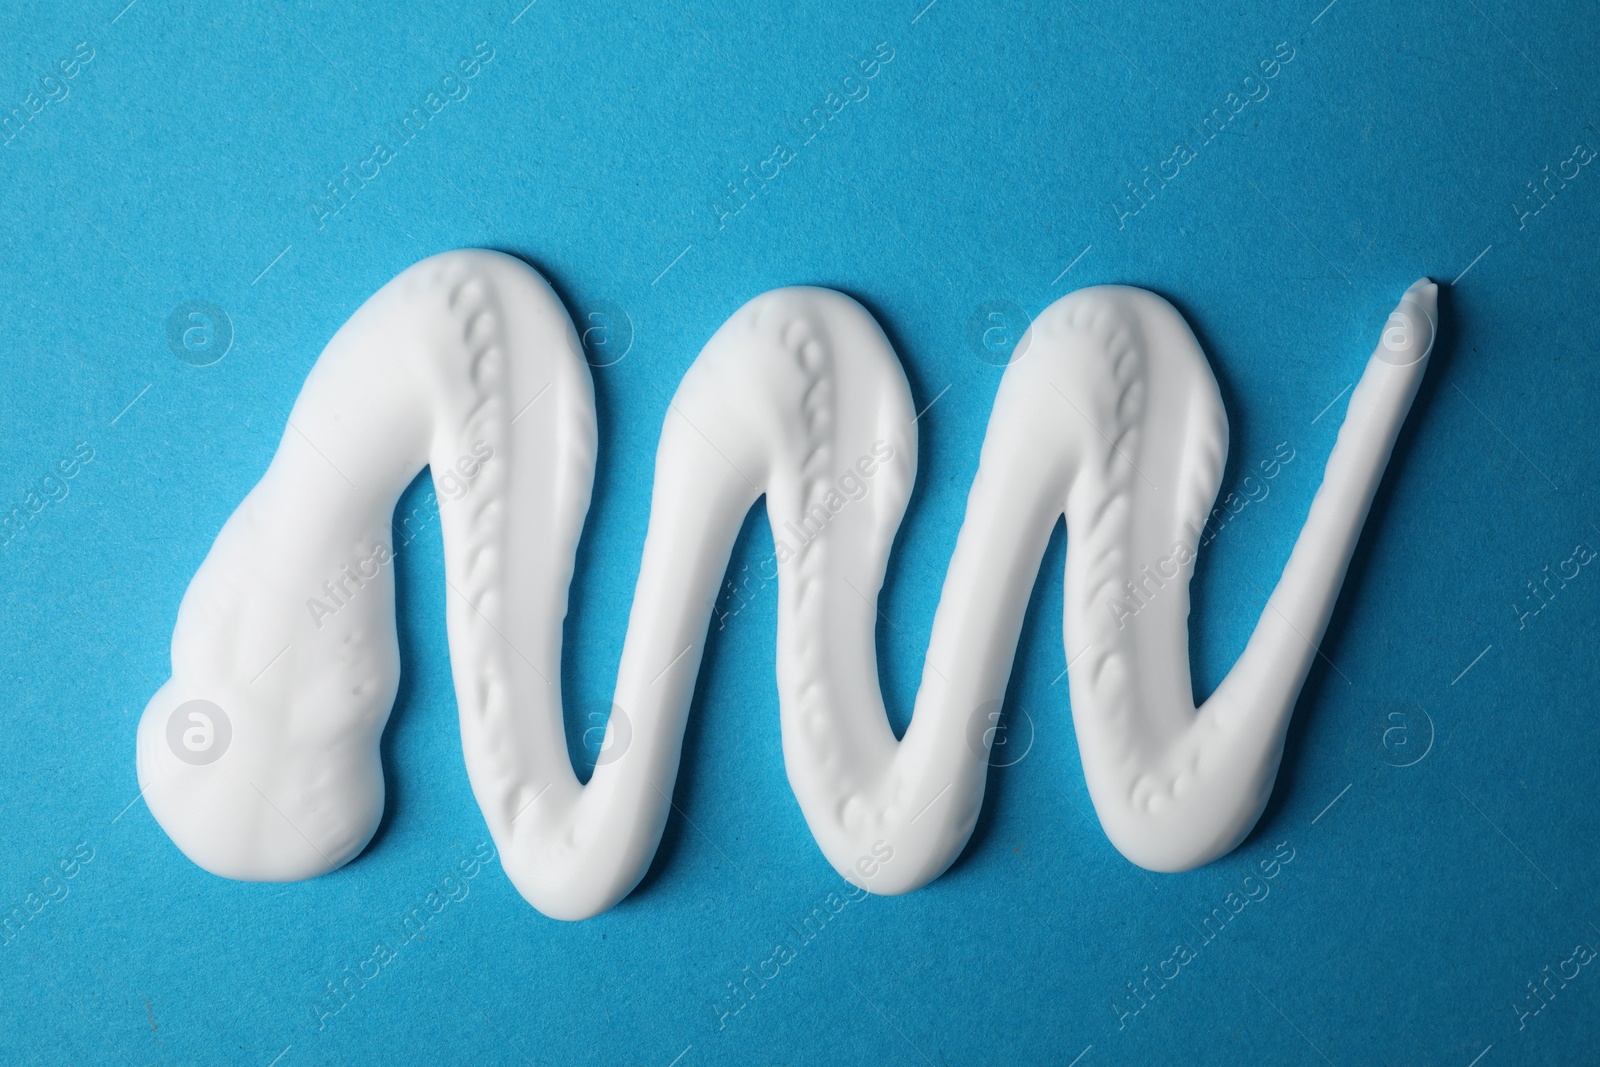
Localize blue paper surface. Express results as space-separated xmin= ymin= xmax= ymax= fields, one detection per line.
xmin=2 ymin=1 xmax=1597 ymax=1063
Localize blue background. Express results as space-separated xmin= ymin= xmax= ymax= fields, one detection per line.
xmin=2 ymin=0 xmax=1596 ymax=1064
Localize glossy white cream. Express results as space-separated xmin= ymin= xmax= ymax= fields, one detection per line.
xmin=135 ymin=250 xmax=1435 ymax=919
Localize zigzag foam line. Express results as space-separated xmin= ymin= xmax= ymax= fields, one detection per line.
xmin=135 ymin=250 xmax=1435 ymax=919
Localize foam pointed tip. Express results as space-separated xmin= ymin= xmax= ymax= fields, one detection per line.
xmin=1405 ymin=277 xmax=1438 ymax=314
xmin=1375 ymin=279 xmax=1437 ymax=367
